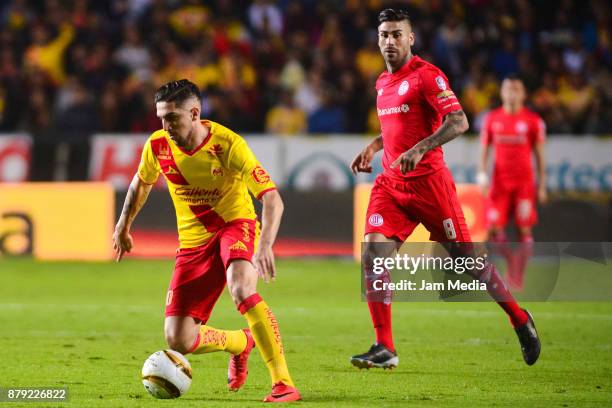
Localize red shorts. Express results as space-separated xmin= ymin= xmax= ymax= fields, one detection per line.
xmin=365 ymin=168 xmax=471 ymax=242
xmin=165 ymin=219 xmax=258 ymax=323
xmin=487 ymin=181 xmax=537 ymax=228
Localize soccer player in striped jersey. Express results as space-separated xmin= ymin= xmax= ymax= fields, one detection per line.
xmin=113 ymin=79 xmax=300 ymax=403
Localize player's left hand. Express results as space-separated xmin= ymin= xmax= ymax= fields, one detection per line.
xmin=253 ymin=244 xmax=276 ymax=283
xmin=538 ymin=186 xmax=548 ymax=204
xmin=391 ymin=147 xmax=425 ymax=174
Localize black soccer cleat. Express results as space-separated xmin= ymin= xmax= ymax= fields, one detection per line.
xmin=514 ymin=309 xmax=541 ymax=365
xmin=350 ymin=344 xmax=399 ymax=369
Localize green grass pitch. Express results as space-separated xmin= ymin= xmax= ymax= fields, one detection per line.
xmin=1 ymin=258 xmax=611 ymax=407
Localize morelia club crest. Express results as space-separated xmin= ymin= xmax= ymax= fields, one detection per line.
xmin=252 ymin=165 xmax=271 ymax=184
xmin=398 ymin=80 xmax=409 ymax=95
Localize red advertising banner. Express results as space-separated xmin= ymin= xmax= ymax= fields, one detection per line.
xmin=89 ymin=135 xmax=165 ymax=190
xmin=0 ymin=136 xmax=31 ymax=182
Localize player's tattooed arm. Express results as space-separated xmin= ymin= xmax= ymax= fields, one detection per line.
xmin=392 ymin=110 xmax=469 ymax=174
xmin=351 ymin=135 xmax=383 ymax=174
xmin=113 ymin=175 xmax=153 ymax=261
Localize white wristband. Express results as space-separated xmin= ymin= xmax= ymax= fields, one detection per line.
xmin=476 ymin=171 xmax=488 ymax=186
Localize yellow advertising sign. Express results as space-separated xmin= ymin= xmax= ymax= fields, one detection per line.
xmin=0 ymin=183 xmax=114 ymax=260
xmin=353 ymin=183 xmax=487 ymax=260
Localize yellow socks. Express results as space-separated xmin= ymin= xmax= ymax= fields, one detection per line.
xmin=190 ymin=325 xmax=248 ymax=355
xmin=238 ymin=293 xmax=294 ymax=387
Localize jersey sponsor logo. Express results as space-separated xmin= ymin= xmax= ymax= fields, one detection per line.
xmin=208 ymin=143 xmax=224 ymax=158
xmin=377 ymin=104 xmax=409 ymax=116
xmin=494 ymin=134 xmax=528 ymax=144
xmin=229 ymin=240 xmax=248 ymax=251
xmin=398 ymin=80 xmax=410 ymax=95
xmin=151 ymin=138 xmax=189 ymax=185
xmin=435 ymin=76 xmax=447 ymax=90
xmin=436 ymin=90 xmax=455 ymax=100
xmin=252 ymin=165 xmax=271 ymax=184
xmin=368 ymin=213 xmax=384 ymax=227
xmin=212 ymin=167 xmax=224 ymax=177
xmin=175 ymin=187 xmax=223 ymax=204
xmin=157 ymin=143 xmax=172 ymax=160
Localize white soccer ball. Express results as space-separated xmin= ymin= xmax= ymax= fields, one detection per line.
xmin=141 ymin=350 xmax=192 ymax=399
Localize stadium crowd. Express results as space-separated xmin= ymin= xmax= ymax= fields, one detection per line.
xmin=0 ymin=0 xmax=609 ymax=138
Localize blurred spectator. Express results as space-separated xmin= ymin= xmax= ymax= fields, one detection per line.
xmin=355 ymin=31 xmax=384 ymax=81
xmin=461 ymin=63 xmax=499 ymax=120
xmin=24 ymin=22 xmax=74 ymax=85
xmin=308 ymin=89 xmax=346 ymax=134
xmin=0 ymin=0 xmax=608 ymax=136
xmin=558 ymin=73 xmax=595 ymax=132
xmin=114 ymin=25 xmax=152 ymax=81
xmin=265 ymin=89 xmax=306 ymax=135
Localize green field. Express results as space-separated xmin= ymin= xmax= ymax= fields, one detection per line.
xmin=1 ymin=258 xmax=611 ymax=407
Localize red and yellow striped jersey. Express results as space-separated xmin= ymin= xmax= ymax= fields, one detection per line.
xmin=137 ymin=120 xmax=276 ymax=248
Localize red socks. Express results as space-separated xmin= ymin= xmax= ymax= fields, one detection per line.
xmin=480 ymin=263 xmax=529 ymax=327
xmin=367 ymin=301 xmax=395 ymax=352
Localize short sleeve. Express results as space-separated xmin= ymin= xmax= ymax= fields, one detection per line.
xmin=227 ymin=137 xmax=277 ymax=199
xmin=137 ymin=140 xmax=161 ymax=185
xmin=533 ymin=116 xmax=546 ymax=145
xmin=420 ymin=68 xmax=462 ymax=116
xmin=480 ymin=112 xmax=493 ymax=146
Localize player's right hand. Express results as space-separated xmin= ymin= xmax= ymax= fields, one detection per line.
xmin=113 ymin=228 xmax=133 ymax=262
xmin=350 ymin=147 xmax=374 ymax=174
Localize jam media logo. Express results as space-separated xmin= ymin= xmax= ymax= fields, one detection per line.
xmin=368 ymin=213 xmax=384 ymax=227
xmin=398 ymin=80 xmax=410 ymax=95
xmin=0 ymin=212 xmax=34 ymax=256
xmin=252 ymin=165 xmax=271 ymax=184
xmin=208 ymin=144 xmax=224 ymax=158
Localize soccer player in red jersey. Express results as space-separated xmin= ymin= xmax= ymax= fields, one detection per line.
xmin=113 ymin=80 xmax=300 ymax=402
xmin=478 ymin=75 xmax=547 ymax=290
xmin=350 ymin=9 xmax=540 ymax=368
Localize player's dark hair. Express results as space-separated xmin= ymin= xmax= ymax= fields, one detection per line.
xmin=155 ymin=79 xmax=201 ymax=105
xmin=503 ymin=73 xmax=524 ymax=82
xmin=378 ymin=8 xmax=411 ymax=25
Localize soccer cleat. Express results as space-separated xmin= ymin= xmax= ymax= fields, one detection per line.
xmin=263 ymin=382 xmax=301 ymax=403
xmin=350 ymin=343 xmax=399 ymax=369
xmin=514 ymin=309 xmax=541 ymax=365
xmin=227 ymin=329 xmax=255 ymax=391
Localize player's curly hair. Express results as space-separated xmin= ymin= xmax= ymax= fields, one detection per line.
xmin=155 ymin=79 xmax=200 ymax=104
xmin=378 ymin=8 xmax=411 ymax=25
